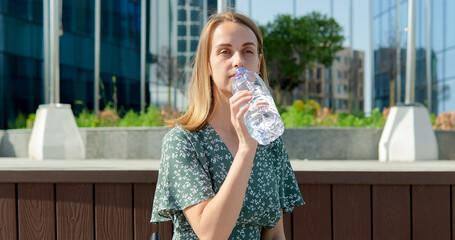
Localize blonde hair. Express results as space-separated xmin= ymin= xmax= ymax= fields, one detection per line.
xmin=168 ymin=11 xmax=268 ymax=131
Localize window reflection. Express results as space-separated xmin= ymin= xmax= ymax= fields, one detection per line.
xmin=446 ymin=0 xmax=455 ymax=48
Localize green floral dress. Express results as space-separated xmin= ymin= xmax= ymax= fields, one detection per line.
xmin=151 ymin=124 xmax=304 ymax=239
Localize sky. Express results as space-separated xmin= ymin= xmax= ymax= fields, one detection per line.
xmin=235 ymin=0 xmax=372 ymax=113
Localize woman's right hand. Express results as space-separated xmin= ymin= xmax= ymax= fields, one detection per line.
xmin=229 ymin=90 xmax=257 ymax=147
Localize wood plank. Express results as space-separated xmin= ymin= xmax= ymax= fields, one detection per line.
xmin=17 ymin=183 xmax=55 ymax=240
xmin=283 ymin=212 xmax=292 ymax=240
xmin=134 ymin=183 xmax=172 ymax=240
xmin=293 ymin=184 xmax=331 ymax=240
xmin=332 ymin=184 xmax=370 ymax=240
xmin=372 ymin=185 xmax=410 ymax=240
xmin=0 ymin=184 xmax=17 ymax=240
xmin=95 ymin=184 xmax=133 ymax=240
xmin=0 ymin=170 xmax=158 ymax=183
xmin=453 ymin=185 xmax=455 ymax=240
xmin=412 ymin=185 xmax=450 ymax=240
xmin=294 ymin=171 xmax=455 ymax=185
xmin=56 ymin=184 xmax=94 ymax=240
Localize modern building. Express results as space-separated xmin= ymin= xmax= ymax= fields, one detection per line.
xmin=291 ymin=47 xmax=365 ymax=113
xmin=372 ymin=0 xmax=455 ymax=114
xmin=0 ymin=0 xmax=234 ymax=129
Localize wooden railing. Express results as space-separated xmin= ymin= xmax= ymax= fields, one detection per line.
xmin=1 ymin=160 xmax=454 ymax=239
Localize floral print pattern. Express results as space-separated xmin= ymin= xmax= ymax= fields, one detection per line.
xmin=151 ymin=124 xmax=304 ymax=239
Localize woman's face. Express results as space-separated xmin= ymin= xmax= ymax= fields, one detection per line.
xmin=209 ymin=21 xmax=262 ymax=97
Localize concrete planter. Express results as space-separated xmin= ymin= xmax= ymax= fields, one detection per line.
xmin=1 ymin=127 xmax=454 ymax=160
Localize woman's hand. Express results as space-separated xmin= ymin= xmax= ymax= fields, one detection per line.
xmin=229 ymin=90 xmax=257 ymax=147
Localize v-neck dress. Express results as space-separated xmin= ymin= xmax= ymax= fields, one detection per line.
xmin=151 ymin=124 xmax=304 ymax=239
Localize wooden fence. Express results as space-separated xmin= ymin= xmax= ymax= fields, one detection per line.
xmin=1 ymin=162 xmax=455 ymax=239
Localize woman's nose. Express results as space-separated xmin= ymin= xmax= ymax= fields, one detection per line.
xmin=232 ymin=52 xmax=244 ymax=68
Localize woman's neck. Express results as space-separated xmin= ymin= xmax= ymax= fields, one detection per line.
xmin=208 ymin=90 xmax=235 ymax=133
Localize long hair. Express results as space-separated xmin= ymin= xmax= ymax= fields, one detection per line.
xmin=168 ymin=11 xmax=269 ymax=131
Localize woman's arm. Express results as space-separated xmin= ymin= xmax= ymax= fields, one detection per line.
xmin=261 ymin=211 xmax=286 ymax=240
xmin=183 ymin=91 xmax=257 ymax=240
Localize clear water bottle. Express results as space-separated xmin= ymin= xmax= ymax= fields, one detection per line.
xmin=231 ymin=67 xmax=284 ymax=145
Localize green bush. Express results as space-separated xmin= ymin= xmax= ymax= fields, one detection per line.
xmin=281 ymin=100 xmax=387 ymax=128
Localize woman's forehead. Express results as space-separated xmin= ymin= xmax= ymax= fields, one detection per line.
xmin=211 ymin=22 xmax=258 ymax=47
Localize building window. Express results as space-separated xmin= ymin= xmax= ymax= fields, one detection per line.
xmin=178 ymin=9 xmax=186 ymax=21
xmin=336 ymin=99 xmax=340 ymax=108
xmin=191 ymin=10 xmax=200 ymax=21
xmin=325 ymin=98 xmax=331 ymax=108
xmin=178 ymin=25 xmax=186 ymax=36
xmin=178 ymin=40 xmax=186 ymax=52
xmin=337 ymin=84 xmax=341 ymax=93
xmin=190 ymin=40 xmax=198 ymax=52
xmin=190 ymin=25 xmax=200 ymax=36
xmin=344 ymin=56 xmax=348 ymax=64
xmin=325 ymin=84 xmax=331 ymax=94
xmin=337 ymin=70 xmax=341 ymax=79
xmin=336 ymin=56 xmax=340 ymax=62
xmin=342 ymin=100 xmax=347 ymax=109
xmin=316 ymin=68 xmax=321 ymax=79
xmin=343 ymin=85 xmax=347 ymax=94
xmin=325 ymin=68 xmax=332 ymax=80
xmin=344 ymin=71 xmax=347 ymax=79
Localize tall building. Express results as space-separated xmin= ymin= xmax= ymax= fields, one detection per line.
xmin=0 ymin=0 xmax=234 ymax=129
xmin=291 ymin=47 xmax=364 ymax=113
xmin=372 ymin=0 xmax=455 ymax=114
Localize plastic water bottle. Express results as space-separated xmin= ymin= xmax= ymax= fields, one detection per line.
xmin=231 ymin=67 xmax=284 ymax=145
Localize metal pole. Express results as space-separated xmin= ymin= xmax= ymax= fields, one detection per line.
xmin=203 ymin=0 xmax=208 ymax=22
xmin=53 ymin=0 xmax=60 ymax=103
xmin=293 ymin=0 xmax=296 ymax=17
xmin=217 ymin=0 xmax=226 ymax=13
xmin=49 ymin=0 xmax=56 ymax=104
xmin=349 ymin=0 xmax=354 ymax=112
xmin=405 ymin=0 xmax=416 ymax=104
xmin=248 ymin=0 xmax=252 ymax=17
xmin=94 ymin=0 xmax=100 ymax=115
xmin=396 ymin=0 xmax=401 ymax=103
xmin=140 ymin=0 xmax=146 ymax=112
xmin=370 ymin=0 xmax=375 ymax=111
xmin=425 ymin=0 xmax=432 ymax=112
xmin=43 ymin=0 xmax=50 ymax=104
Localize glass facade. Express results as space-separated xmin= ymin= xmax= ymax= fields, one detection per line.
xmin=373 ymin=0 xmax=455 ymax=114
xmin=0 ymin=0 xmax=232 ymax=129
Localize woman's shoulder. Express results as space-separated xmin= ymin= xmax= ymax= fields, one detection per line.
xmin=163 ymin=124 xmax=207 ymax=146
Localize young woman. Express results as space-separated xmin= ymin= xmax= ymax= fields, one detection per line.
xmin=151 ymin=11 xmax=304 ymax=240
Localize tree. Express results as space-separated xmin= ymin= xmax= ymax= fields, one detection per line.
xmin=260 ymin=12 xmax=344 ymax=106
xmin=156 ymin=47 xmax=178 ymax=109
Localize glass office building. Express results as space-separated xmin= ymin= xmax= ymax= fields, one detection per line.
xmin=373 ymin=0 xmax=455 ymax=114
xmin=0 ymin=0 xmax=233 ymax=129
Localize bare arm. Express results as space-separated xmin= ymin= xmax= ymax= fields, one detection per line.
xmin=261 ymin=211 xmax=285 ymax=240
xmin=183 ymin=91 xmax=257 ymax=240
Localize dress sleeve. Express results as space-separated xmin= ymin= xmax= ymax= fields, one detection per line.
xmin=277 ymin=138 xmax=305 ymax=213
xmin=151 ymin=126 xmax=216 ymax=223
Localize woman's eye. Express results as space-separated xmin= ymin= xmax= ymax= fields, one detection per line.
xmin=219 ymin=50 xmax=230 ymax=55
xmin=245 ymin=49 xmax=255 ymax=54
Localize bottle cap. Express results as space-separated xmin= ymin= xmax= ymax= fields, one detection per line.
xmin=235 ymin=67 xmax=247 ymax=76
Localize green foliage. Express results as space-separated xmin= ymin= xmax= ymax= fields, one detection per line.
xmin=261 ymin=12 xmax=344 ymax=100
xmin=281 ymin=100 xmax=386 ymax=128
xmin=430 ymin=113 xmax=436 ymax=126
xmin=76 ymin=109 xmax=98 ymax=128
xmin=14 ymin=111 xmax=27 ymax=129
xmin=117 ymin=106 xmax=163 ymax=127
xmin=73 ymin=105 xmax=166 ymax=128
xmin=26 ymin=113 xmax=35 ymax=129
